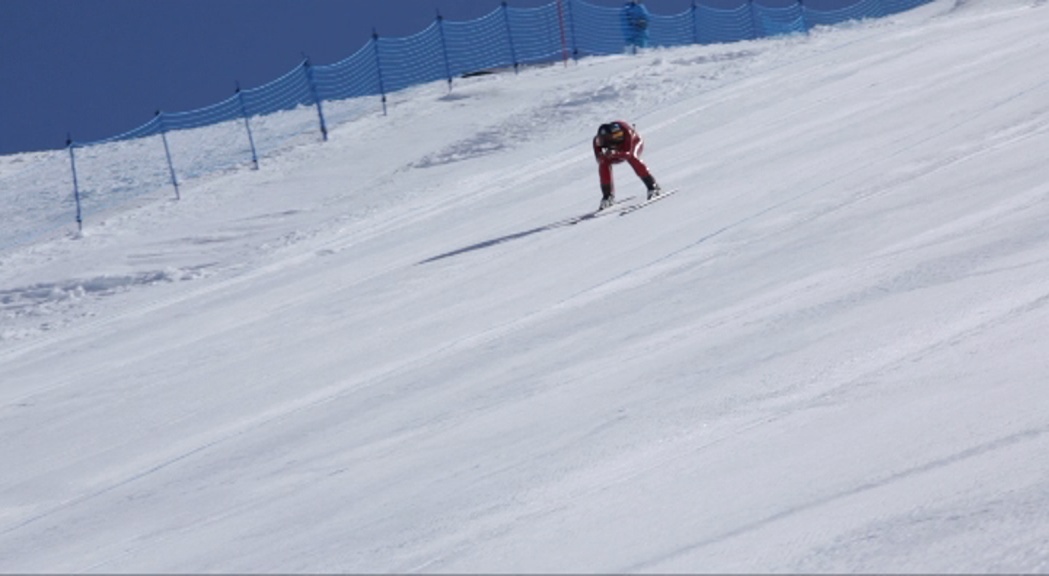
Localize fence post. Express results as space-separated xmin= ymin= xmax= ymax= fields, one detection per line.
xmin=798 ymin=0 xmax=810 ymax=33
xmin=436 ymin=12 xmax=454 ymax=91
xmin=749 ymin=0 xmax=761 ymax=39
xmin=501 ymin=1 xmax=520 ymax=73
xmin=564 ymin=0 xmax=579 ymax=61
xmin=66 ymin=135 xmax=83 ymax=232
xmin=156 ymin=111 xmax=180 ymax=200
xmin=691 ymin=0 xmax=699 ymax=45
xmin=302 ymin=58 xmax=328 ymax=141
xmin=372 ymin=30 xmax=388 ymax=116
xmin=557 ymin=0 xmax=570 ymax=66
xmin=235 ymin=82 xmax=260 ymax=170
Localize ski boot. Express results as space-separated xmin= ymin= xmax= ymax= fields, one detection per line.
xmin=599 ymin=183 xmax=615 ymax=210
xmin=643 ymin=175 xmax=662 ymax=200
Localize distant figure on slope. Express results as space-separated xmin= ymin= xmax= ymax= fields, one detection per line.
xmin=593 ymin=120 xmax=661 ymax=210
xmin=622 ymin=0 xmax=651 ymax=51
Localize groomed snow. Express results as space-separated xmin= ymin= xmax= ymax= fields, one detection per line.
xmin=2 ymin=0 xmax=1049 ymax=571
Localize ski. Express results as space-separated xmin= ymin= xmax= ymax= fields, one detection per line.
xmin=619 ymin=188 xmax=679 ymax=216
xmin=568 ymin=196 xmax=636 ymax=224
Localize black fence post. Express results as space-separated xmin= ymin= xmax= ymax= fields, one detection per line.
xmin=371 ymin=30 xmax=388 ymax=116
xmin=563 ymin=0 xmax=579 ymax=61
xmin=691 ymin=0 xmax=699 ymax=45
xmin=156 ymin=111 xmax=180 ymax=200
xmin=557 ymin=0 xmax=570 ymax=66
xmin=302 ymin=57 xmax=328 ymax=141
xmin=749 ymin=0 xmax=761 ymax=39
xmin=235 ymin=82 xmax=260 ymax=170
xmin=436 ymin=12 xmax=454 ymax=91
xmin=501 ymin=1 xmax=519 ymax=73
xmin=66 ymin=134 xmax=83 ymax=232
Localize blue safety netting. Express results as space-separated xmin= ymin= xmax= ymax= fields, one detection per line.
xmin=444 ymin=10 xmax=515 ymax=75
xmin=161 ymin=95 xmax=243 ymax=132
xmin=754 ymin=4 xmax=808 ymax=36
xmin=71 ymin=0 xmax=937 ymax=151
xmin=696 ymin=4 xmax=757 ymax=45
xmin=376 ymin=24 xmax=449 ymax=94
xmin=568 ymin=1 xmax=625 ymax=56
xmin=506 ymin=4 xmax=565 ymax=64
xmin=86 ymin=115 xmax=164 ymax=146
xmin=313 ymin=43 xmax=383 ymax=101
xmin=805 ymin=0 xmax=886 ymax=27
xmin=239 ymin=63 xmax=315 ymax=118
xmin=882 ymin=0 xmax=932 ymax=13
xmin=649 ymin=9 xmax=697 ymax=48
xmin=53 ymin=0 xmax=935 ymax=232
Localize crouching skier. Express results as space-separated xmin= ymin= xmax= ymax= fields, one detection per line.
xmin=593 ymin=120 xmax=661 ymax=210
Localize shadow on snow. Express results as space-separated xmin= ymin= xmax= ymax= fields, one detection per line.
xmin=416 ymin=197 xmax=637 ymax=265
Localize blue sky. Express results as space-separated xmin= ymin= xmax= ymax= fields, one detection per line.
xmin=2 ymin=0 xmax=837 ymax=155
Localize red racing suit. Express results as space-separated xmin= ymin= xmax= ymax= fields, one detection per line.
xmin=593 ymin=120 xmax=653 ymax=194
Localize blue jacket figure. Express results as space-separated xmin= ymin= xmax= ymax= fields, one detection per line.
xmin=622 ymin=0 xmax=650 ymax=51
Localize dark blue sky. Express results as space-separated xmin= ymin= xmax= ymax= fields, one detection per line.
xmin=2 ymin=0 xmax=845 ymax=155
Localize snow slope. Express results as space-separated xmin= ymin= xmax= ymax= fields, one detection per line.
xmin=2 ymin=0 xmax=1049 ymax=571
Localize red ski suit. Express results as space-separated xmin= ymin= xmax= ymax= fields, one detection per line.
xmin=593 ymin=120 xmax=653 ymax=192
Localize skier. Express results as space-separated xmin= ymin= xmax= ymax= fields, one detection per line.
xmin=593 ymin=120 xmax=661 ymax=210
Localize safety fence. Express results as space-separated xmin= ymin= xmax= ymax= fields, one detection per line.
xmin=5 ymin=0 xmax=934 ymax=244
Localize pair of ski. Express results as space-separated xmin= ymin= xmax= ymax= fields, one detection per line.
xmin=571 ymin=188 xmax=678 ymax=224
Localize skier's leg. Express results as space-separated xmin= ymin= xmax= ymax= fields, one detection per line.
xmin=626 ymin=156 xmax=661 ymax=198
xmin=598 ymin=161 xmax=615 ymax=209
xmin=626 ymin=155 xmax=652 ymax=180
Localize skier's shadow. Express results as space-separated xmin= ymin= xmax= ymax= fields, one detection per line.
xmin=417 ymin=216 xmax=581 ymax=265
xmin=417 ymin=197 xmax=635 ymax=265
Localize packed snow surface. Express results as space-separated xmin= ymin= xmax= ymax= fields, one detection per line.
xmin=2 ymin=0 xmax=1049 ymax=571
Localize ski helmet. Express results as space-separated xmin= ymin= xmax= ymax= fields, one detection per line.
xmin=598 ymin=122 xmax=626 ymax=146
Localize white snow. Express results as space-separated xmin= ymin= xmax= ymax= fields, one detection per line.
xmin=2 ymin=0 xmax=1049 ymax=571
